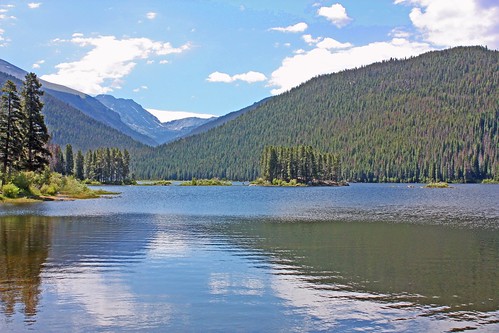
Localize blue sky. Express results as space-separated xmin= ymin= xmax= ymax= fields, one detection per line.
xmin=1 ymin=1 xmax=498 ymax=119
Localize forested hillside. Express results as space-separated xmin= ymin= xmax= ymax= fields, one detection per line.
xmin=135 ymin=46 xmax=498 ymax=182
xmin=0 ymin=72 xmax=148 ymax=154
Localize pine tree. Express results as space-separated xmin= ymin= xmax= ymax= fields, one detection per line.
xmin=21 ymin=73 xmax=49 ymax=172
xmin=84 ymin=150 xmax=93 ymax=180
xmin=123 ymin=149 xmax=130 ymax=182
xmin=0 ymin=80 xmax=23 ymax=183
xmin=54 ymin=145 xmax=65 ymax=174
xmin=75 ymin=150 xmax=84 ymax=180
xmin=65 ymin=144 xmax=74 ymax=176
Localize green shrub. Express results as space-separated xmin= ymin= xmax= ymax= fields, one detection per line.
xmin=12 ymin=172 xmax=32 ymax=193
xmin=40 ymin=184 xmax=58 ymax=196
xmin=60 ymin=176 xmax=94 ymax=197
xmin=2 ymin=183 xmax=20 ymax=198
xmin=29 ymin=185 xmax=42 ymax=196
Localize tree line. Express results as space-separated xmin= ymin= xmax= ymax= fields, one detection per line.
xmin=261 ymin=145 xmax=340 ymax=183
xmin=0 ymin=74 xmax=49 ymax=184
xmin=48 ymin=144 xmax=132 ymax=184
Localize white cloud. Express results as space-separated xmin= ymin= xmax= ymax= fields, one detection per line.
xmin=233 ymin=71 xmax=267 ymax=83
xmin=317 ymin=3 xmax=352 ymax=28
xmin=146 ymin=109 xmax=216 ymax=123
xmin=270 ymin=22 xmax=308 ymax=33
xmin=395 ymin=0 xmax=499 ymax=48
xmin=317 ymin=38 xmax=353 ymax=49
xmin=146 ymin=12 xmax=157 ymax=20
xmin=0 ymin=5 xmax=16 ymax=20
xmin=302 ymin=34 xmax=322 ymax=45
xmin=269 ymin=38 xmax=432 ymax=95
xmin=0 ymin=28 xmax=10 ymax=47
xmin=207 ymin=71 xmax=267 ymax=84
xmin=28 ymin=3 xmax=42 ymax=9
xmin=133 ymin=85 xmax=148 ymax=93
xmin=303 ymin=34 xmax=353 ymax=49
xmin=32 ymin=59 xmax=45 ymax=69
xmin=159 ymin=60 xmax=169 ymax=64
xmin=41 ymin=35 xmax=191 ymax=95
xmin=207 ymin=71 xmax=233 ymax=83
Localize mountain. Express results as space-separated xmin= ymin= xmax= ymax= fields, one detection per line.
xmin=0 ymin=68 xmax=148 ymax=153
xmin=134 ymin=46 xmax=498 ymax=182
xmin=0 ymin=60 xmax=216 ymax=147
xmin=0 ymin=59 xmax=156 ymax=146
xmin=188 ymin=97 xmax=270 ymax=137
xmin=95 ymin=94 xmax=213 ymax=144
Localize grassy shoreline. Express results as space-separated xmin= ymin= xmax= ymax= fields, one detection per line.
xmin=0 ymin=171 xmax=120 ymax=203
xmin=0 ymin=189 xmax=119 ymax=203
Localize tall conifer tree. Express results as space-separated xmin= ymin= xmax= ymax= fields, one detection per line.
xmin=75 ymin=150 xmax=84 ymax=180
xmin=0 ymin=80 xmax=23 ymax=183
xmin=65 ymin=144 xmax=74 ymax=175
xmin=21 ymin=73 xmax=49 ymax=171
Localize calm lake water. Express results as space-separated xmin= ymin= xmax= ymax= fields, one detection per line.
xmin=0 ymin=183 xmax=498 ymax=332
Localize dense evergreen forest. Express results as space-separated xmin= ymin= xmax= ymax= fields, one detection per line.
xmin=260 ymin=145 xmax=340 ymax=183
xmin=134 ymin=46 xmax=498 ymax=182
xmin=48 ymin=144 xmax=132 ymax=184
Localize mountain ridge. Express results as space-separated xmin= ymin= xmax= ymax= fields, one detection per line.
xmin=0 ymin=59 xmax=157 ymax=146
xmin=95 ymin=94 xmax=213 ymax=145
xmin=0 ymin=70 xmax=148 ymax=153
xmin=0 ymin=59 xmax=225 ymax=147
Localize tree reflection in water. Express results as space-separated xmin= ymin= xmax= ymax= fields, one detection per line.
xmin=0 ymin=216 xmax=51 ymax=320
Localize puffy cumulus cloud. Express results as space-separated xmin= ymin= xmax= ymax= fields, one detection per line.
xmin=28 ymin=3 xmax=42 ymax=9
xmin=269 ymin=38 xmax=432 ymax=95
xmin=317 ymin=3 xmax=352 ymax=28
xmin=302 ymin=34 xmax=322 ymax=45
xmin=207 ymin=71 xmax=267 ymax=84
xmin=396 ymin=0 xmax=499 ymax=48
xmin=42 ymin=35 xmax=191 ymax=95
xmin=146 ymin=12 xmax=157 ymax=20
xmin=270 ymin=22 xmax=308 ymax=33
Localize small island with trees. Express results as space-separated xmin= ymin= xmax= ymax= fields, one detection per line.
xmin=254 ymin=145 xmax=348 ymax=186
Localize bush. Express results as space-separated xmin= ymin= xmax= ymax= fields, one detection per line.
xmin=12 ymin=172 xmax=32 ymax=193
xmin=11 ymin=171 xmax=49 ymax=196
xmin=40 ymin=184 xmax=58 ymax=196
xmin=2 ymin=183 xmax=20 ymax=198
xmin=60 ymin=176 xmax=91 ymax=196
xmin=29 ymin=185 xmax=42 ymax=196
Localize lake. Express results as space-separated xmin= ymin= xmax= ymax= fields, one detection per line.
xmin=0 ymin=183 xmax=498 ymax=332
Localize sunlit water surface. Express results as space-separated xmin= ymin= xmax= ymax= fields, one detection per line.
xmin=1 ymin=184 xmax=498 ymax=332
